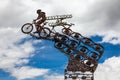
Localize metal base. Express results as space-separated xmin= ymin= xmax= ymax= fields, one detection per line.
xmin=64 ymin=70 xmax=94 ymax=80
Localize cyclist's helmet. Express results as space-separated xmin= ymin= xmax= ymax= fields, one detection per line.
xmin=37 ymin=9 xmax=41 ymax=14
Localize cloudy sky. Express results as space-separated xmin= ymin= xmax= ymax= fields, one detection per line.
xmin=0 ymin=0 xmax=120 ymax=80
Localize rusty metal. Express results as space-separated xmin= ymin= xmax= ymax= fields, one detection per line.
xmin=21 ymin=14 xmax=104 ymax=80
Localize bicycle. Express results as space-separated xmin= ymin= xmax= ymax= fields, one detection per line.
xmin=61 ymin=23 xmax=74 ymax=36
xmin=21 ymin=20 xmax=50 ymax=38
xmin=48 ymin=18 xmax=74 ymax=36
xmin=60 ymin=23 xmax=83 ymax=40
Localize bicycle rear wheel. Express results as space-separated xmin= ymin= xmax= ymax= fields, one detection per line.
xmin=21 ymin=23 xmax=33 ymax=34
xmin=39 ymin=27 xmax=50 ymax=38
xmin=62 ymin=28 xmax=72 ymax=36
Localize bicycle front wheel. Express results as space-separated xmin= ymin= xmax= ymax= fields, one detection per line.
xmin=21 ymin=23 xmax=33 ymax=34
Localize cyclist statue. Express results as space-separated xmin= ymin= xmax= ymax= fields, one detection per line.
xmin=21 ymin=11 xmax=104 ymax=80
xmin=34 ymin=9 xmax=46 ymax=33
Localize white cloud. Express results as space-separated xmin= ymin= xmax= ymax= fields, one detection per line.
xmin=0 ymin=0 xmax=120 ymax=79
xmin=0 ymin=27 xmax=49 ymax=79
xmin=12 ymin=66 xmax=49 ymax=80
xmin=71 ymin=0 xmax=120 ymax=44
xmin=0 ymin=27 xmax=32 ymax=69
xmin=47 ymin=0 xmax=120 ymax=44
xmin=101 ymin=31 xmax=120 ymax=44
xmin=95 ymin=56 xmax=120 ymax=80
xmin=33 ymin=39 xmax=42 ymax=44
xmin=44 ymin=73 xmax=64 ymax=80
xmin=1 ymin=0 xmax=120 ymax=44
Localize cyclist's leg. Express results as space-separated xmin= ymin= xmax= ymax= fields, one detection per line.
xmin=33 ymin=25 xmax=39 ymax=33
xmin=34 ymin=20 xmax=42 ymax=33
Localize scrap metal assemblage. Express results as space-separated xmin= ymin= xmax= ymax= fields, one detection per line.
xmin=21 ymin=13 xmax=104 ymax=80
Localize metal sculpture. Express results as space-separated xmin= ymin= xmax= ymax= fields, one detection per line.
xmin=21 ymin=14 xmax=104 ymax=80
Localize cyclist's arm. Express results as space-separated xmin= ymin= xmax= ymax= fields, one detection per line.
xmin=34 ymin=14 xmax=42 ymax=21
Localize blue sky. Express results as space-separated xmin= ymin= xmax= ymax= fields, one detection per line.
xmin=1 ymin=36 xmax=120 ymax=80
xmin=0 ymin=0 xmax=120 ymax=80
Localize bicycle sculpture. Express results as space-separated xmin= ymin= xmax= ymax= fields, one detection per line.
xmin=21 ymin=14 xmax=104 ymax=80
